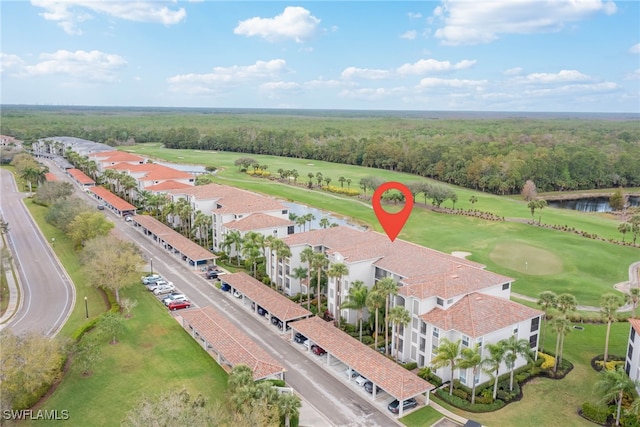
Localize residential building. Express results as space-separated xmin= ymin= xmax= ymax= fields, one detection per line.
xmin=626 ymin=318 xmax=640 ymax=391
xmin=267 ymin=226 xmax=543 ymax=387
xmin=88 ymin=150 xmax=147 ymax=172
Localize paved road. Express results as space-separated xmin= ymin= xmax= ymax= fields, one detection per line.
xmin=39 ymin=158 xmax=400 ymax=427
xmin=0 ymin=169 xmax=75 ymax=336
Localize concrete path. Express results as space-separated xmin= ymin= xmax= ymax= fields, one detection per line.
xmin=0 ymin=235 xmax=20 ymax=326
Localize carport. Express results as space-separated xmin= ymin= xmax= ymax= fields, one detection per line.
xmin=131 ymin=215 xmax=217 ymax=268
xmin=88 ymin=186 xmax=136 ymax=217
xmin=290 ymin=316 xmax=434 ymax=417
xmin=222 ymin=272 xmax=312 ymax=331
xmin=177 ymin=306 xmax=286 ymax=380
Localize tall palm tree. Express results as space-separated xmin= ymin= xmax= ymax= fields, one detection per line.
xmin=431 ymin=338 xmax=462 ymax=396
xmin=501 ymin=336 xmax=533 ymax=392
xmin=292 ymin=266 xmax=309 ymax=299
xmin=388 ymin=305 xmax=411 ymax=361
xmin=618 ymin=222 xmax=632 ymax=243
xmin=319 ymin=217 xmax=330 ymax=229
xmin=366 ymin=289 xmax=385 ymax=350
xmin=594 ymin=367 xmax=639 ymax=426
xmin=537 ymin=291 xmax=558 ymax=353
xmin=272 ymin=239 xmax=291 ymax=291
xmin=303 ymin=213 xmax=315 ymax=230
xmin=278 ymin=392 xmax=301 ymax=427
xmin=341 ymin=280 xmax=368 ymax=342
xmin=309 ymin=252 xmax=329 ymax=315
xmin=556 ymin=293 xmax=578 ymax=316
xmin=376 ymin=277 xmax=399 ymax=356
xmin=327 ymin=262 xmax=349 ymax=327
xmin=484 ymin=342 xmax=506 ymax=400
xmin=458 ymin=344 xmax=483 ymax=404
xmin=222 ymin=230 xmax=243 ymax=266
xmin=550 ymin=316 xmax=572 ymax=371
xmin=242 ymin=234 xmax=263 ymax=277
xmin=601 ymin=293 xmax=623 ymax=363
xmin=295 ymin=216 xmax=306 ymax=232
xmin=626 ymin=287 xmax=640 ymax=318
xmin=300 ymin=247 xmax=315 ymax=309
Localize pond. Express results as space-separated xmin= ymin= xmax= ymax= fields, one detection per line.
xmin=546 ymin=196 xmax=640 ymax=212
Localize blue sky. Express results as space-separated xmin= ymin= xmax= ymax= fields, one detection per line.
xmin=1 ymin=1 xmax=639 ymax=112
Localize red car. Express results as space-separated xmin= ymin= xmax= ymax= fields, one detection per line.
xmin=311 ymin=344 xmax=326 ymax=356
xmin=168 ymin=300 xmax=191 ymax=311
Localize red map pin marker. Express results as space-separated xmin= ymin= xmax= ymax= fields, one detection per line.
xmin=372 ymin=182 xmax=414 ymax=242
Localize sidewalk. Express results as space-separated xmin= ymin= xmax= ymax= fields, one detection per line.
xmin=0 ymin=236 xmax=20 ymax=327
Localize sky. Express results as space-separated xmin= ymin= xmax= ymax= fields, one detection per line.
xmin=1 ymin=0 xmax=639 ymax=113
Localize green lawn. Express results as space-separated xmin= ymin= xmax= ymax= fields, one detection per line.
xmin=122 ymin=144 xmax=640 ymax=307
xmin=26 ymin=284 xmax=228 ymax=427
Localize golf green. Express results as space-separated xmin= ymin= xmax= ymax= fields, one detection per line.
xmin=490 ymin=241 xmax=564 ymax=276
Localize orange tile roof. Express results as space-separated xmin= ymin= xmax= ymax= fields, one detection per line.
xmin=106 ymin=163 xmax=194 ymax=181
xmin=630 ymin=318 xmax=640 ymax=335
xmin=88 ymin=186 xmax=136 ymax=212
xmin=222 ymin=272 xmax=312 ymax=321
xmin=179 ymin=306 xmax=285 ymax=380
xmin=420 ymin=293 xmax=543 ymax=338
xmin=145 ymin=180 xmax=194 ymax=191
xmin=131 ymin=215 xmax=216 ymax=261
xmin=225 ymin=213 xmax=293 ymax=232
xmin=290 ymin=317 xmax=433 ymax=400
xmin=67 ymin=168 xmax=95 ymax=185
xmin=44 ymin=173 xmax=57 ymax=182
xmin=89 ymin=150 xmax=146 ymax=163
xmin=168 ymin=183 xmax=286 ymax=214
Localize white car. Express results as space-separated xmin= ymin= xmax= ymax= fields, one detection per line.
xmin=153 ymin=283 xmax=176 ymax=295
xmin=355 ymin=375 xmax=368 ymax=387
xmin=163 ymin=293 xmax=187 ymax=306
xmin=233 ymin=290 xmax=242 ymax=298
xmin=147 ymin=280 xmax=172 ymax=291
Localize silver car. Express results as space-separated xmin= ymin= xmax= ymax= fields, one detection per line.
xmin=153 ymin=283 xmax=176 ymax=295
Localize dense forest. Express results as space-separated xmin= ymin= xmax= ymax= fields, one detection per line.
xmin=2 ymin=106 xmax=639 ymax=194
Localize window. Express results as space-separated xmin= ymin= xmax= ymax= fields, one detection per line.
xmin=282 ymin=209 xmax=288 ymax=215
xmin=628 ymin=343 xmax=634 ymax=360
xmin=531 ymin=317 xmax=540 ymax=332
xmin=502 ymin=283 xmax=510 ymax=290
xmin=462 ymin=335 xmax=469 ymax=348
xmin=459 ymin=370 xmax=467 ymax=384
xmin=433 ymin=327 xmax=439 ymax=338
xmin=413 ymin=300 xmax=419 ymax=315
xmin=477 ymin=337 xmax=483 ymax=349
xmin=412 ymin=318 xmax=418 ymax=329
xmin=513 ymin=327 xmax=519 ymax=336
xmin=447 ymin=298 xmax=453 ymax=305
xmin=529 ymin=334 xmax=538 ymax=349
xmin=625 ymin=362 xmax=630 ymax=375
xmin=632 ymin=328 xmax=636 ymax=343
xmin=411 ymin=331 xmax=417 ymax=344
xmin=419 ymin=355 xmax=425 ymax=367
xmin=287 ymin=226 xmax=295 ymax=235
xmin=436 ymin=297 xmax=444 ymax=306
xmin=421 ymin=322 xmax=427 ymax=334
xmin=420 ymin=337 xmax=426 ymax=352
xmin=411 ymin=346 xmax=416 ymax=359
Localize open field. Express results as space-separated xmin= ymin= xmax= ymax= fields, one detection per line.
xmin=122 ymin=144 xmax=640 ymax=307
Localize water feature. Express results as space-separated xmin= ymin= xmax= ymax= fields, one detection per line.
xmin=546 ymin=196 xmax=640 ymax=212
xmin=283 ymin=202 xmax=367 ymax=231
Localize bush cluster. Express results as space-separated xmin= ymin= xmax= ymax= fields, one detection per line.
xmin=538 ymin=352 xmax=555 ymax=369
xmin=323 ymin=185 xmax=360 ymax=196
xmin=579 ymin=402 xmax=608 ymax=424
xmin=402 ymin=362 xmax=418 ymax=371
xmin=435 ymin=389 xmax=506 ymax=413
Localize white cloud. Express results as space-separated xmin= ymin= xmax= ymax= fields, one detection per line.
xmin=341 ymin=67 xmax=390 ymax=80
xmin=521 ymin=69 xmax=591 ymax=84
xmin=504 ymin=67 xmax=524 ymax=75
xmin=234 ymin=6 xmax=320 ymax=43
xmin=396 ymin=58 xmax=476 ymax=75
xmin=523 ymin=81 xmax=618 ymax=97
xmin=625 ymin=69 xmax=640 ymax=80
xmin=306 ymin=78 xmax=348 ymax=89
xmin=408 ymin=12 xmax=423 ymax=19
xmin=260 ymin=81 xmax=300 ymax=91
xmin=418 ymin=77 xmax=488 ymax=88
xmin=432 ymin=0 xmax=618 ymax=46
xmin=339 ymin=86 xmax=407 ymax=101
xmin=400 ymin=30 xmax=417 ymax=40
xmin=22 ymin=50 xmax=126 ymax=82
xmin=0 ymin=53 xmax=26 ymax=74
xmin=630 ymin=43 xmax=640 ymax=54
xmin=31 ymin=0 xmax=186 ymax=35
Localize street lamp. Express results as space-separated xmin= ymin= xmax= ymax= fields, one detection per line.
xmin=150 ymin=258 xmax=153 ymax=275
xmin=51 ymin=237 xmax=55 ymax=247
xmin=84 ymin=296 xmax=89 ymax=319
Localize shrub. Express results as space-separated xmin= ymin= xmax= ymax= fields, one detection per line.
xmin=538 ymin=352 xmax=555 ymax=369
xmin=402 ymin=362 xmax=418 ymax=371
xmin=71 ymin=317 xmax=101 ymax=341
xmin=323 ymin=185 xmax=360 ymax=196
xmin=452 ymin=388 xmax=469 ymax=400
xmin=361 ymin=336 xmax=374 ymax=345
xmin=435 ymin=389 xmax=505 ymax=413
xmin=580 ymin=402 xmax=608 ymax=424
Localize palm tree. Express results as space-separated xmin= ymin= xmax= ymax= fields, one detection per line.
xmin=338 ymin=176 xmax=346 ymax=188
xmin=295 ymin=216 xmax=306 ymax=232
xmin=556 ymin=293 xmax=577 ymax=315
xmin=222 ymin=230 xmax=243 ymax=266
xmin=376 ymin=277 xmax=399 ymax=356
xmin=484 ymin=342 xmax=506 ymax=400
xmin=601 ymin=293 xmax=623 ymax=363
xmin=550 ymin=316 xmax=572 ymax=371
xmin=388 ymin=305 xmax=411 ymax=361
xmin=341 ymin=280 xmax=368 ymax=342
xmin=626 ymin=287 xmax=640 ymax=318
xmin=501 ymin=336 xmax=533 ymax=391
xmin=431 ymin=338 xmax=462 ymax=396
xmin=618 ymin=222 xmax=632 ymax=243
xmin=292 ymin=266 xmax=309 ymax=300
xmin=303 ymin=213 xmax=315 ymax=231
xmin=309 ymin=252 xmax=329 ymax=315
xmin=537 ymin=291 xmax=557 ymax=353
xmin=458 ymin=345 xmax=483 ymax=404
xmin=594 ymin=367 xmax=639 ymax=426
xmin=366 ymin=289 xmax=385 ymax=349
xmin=278 ymin=392 xmax=301 ymax=427
xmin=319 ymin=217 xmax=330 ymax=229
xmin=327 ymin=262 xmax=349 ymax=327
xmin=300 ymin=247 xmax=315 ymax=310
xmin=271 ymin=239 xmax=291 ymax=291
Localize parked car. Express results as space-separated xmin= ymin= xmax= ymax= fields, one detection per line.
xmin=220 ymin=282 xmax=231 ymax=292
xmin=153 ymin=283 xmax=176 ymax=295
xmin=163 ymin=293 xmax=187 ymax=306
xmin=355 ymin=375 xmax=368 ymax=387
xmin=271 ymin=316 xmax=283 ymax=329
xmin=303 ymin=339 xmax=311 ymax=349
xmin=345 ymin=368 xmax=360 ymax=379
xmin=232 ymin=290 xmax=242 ymax=298
xmin=311 ymin=344 xmax=326 ymax=356
xmin=364 ymin=381 xmax=383 ymax=394
xmin=294 ymin=332 xmax=307 ymax=344
xmin=206 ymin=270 xmax=220 ymax=279
xmin=141 ymin=274 xmax=162 ymax=285
xmin=168 ymin=300 xmax=191 ymax=311
xmin=147 ymin=280 xmax=172 ymax=292
xmin=387 ymin=398 xmax=418 ymax=414
xmin=97 ymin=204 xmax=105 ymax=210
xmin=257 ymin=306 xmax=268 ymax=316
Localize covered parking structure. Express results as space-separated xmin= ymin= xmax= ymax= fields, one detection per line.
xmin=222 ymin=272 xmax=312 ymax=332
xmin=131 ymin=215 xmax=217 ymax=269
xmin=178 ymin=306 xmax=286 ymax=380
xmin=289 ymin=316 xmax=434 ymax=417
xmin=87 ymin=186 xmax=136 ymax=217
